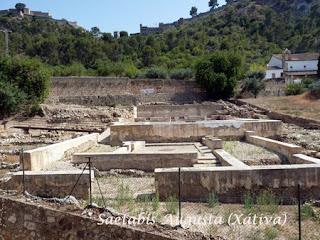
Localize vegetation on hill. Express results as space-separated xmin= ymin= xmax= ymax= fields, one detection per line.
xmin=0 ymin=0 xmax=318 ymax=78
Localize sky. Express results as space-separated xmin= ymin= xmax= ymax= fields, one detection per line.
xmin=0 ymin=0 xmax=225 ymax=33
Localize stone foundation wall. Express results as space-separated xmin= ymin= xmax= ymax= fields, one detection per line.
xmin=49 ymin=77 xmax=208 ymax=105
xmin=110 ymin=120 xmax=282 ymax=146
xmin=0 ymin=195 xmax=208 ymax=240
xmin=137 ymin=103 xmax=225 ymax=118
xmin=72 ymin=152 xmax=198 ymax=172
xmin=155 ymin=165 xmax=320 ymax=203
xmin=23 ymin=133 xmax=99 ymax=171
xmin=1 ymin=170 xmax=91 ymax=199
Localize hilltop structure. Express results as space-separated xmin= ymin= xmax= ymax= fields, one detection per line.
xmin=0 ymin=4 xmax=78 ymax=28
xmin=266 ymin=49 xmax=319 ymax=83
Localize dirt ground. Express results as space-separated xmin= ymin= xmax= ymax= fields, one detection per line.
xmin=223 ymin=141 xmax=283 ymax=165
xmin=91 ymin=174 xmax=320 ymax=240
xmin=244 ymin=94 xmax=320 ymax=121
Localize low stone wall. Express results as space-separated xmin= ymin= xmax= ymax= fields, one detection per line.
xmin=23 ymin=133 xmax=99 ymax=171
xmin=53 ymin=95 xmax=138 ymax=106
xmin=1 ymin=170 xmax=91 ymax=199
xmin=72 ymin=152 xmax=198 ymax=172
xmin=155 ymin=164 xmax=320 ymax=203
xmin=246 ymin=134 xmax=303 ymax=161
xmin=0 ymin=195 xmax=208 ymax=240
xmin=49 ymin=77 xmax=208 ymax=105
xmin=110 ymin=119 xmax=282 ymax=146
xmin=137 ymin=103 xmax=225 ymax=118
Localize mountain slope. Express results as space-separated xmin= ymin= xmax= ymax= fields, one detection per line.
xmin=0 ymin=0 xmax=319 ymax=76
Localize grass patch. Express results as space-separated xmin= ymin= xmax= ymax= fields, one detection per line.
xmin=114 ymin=181 xmax=134 ymax=210
xmin=301 ymin=203 xmax=316 ymax=221
xmin=165 ymin=196 xmax=178 ymax=214
xmin=244 ymin=193 xmax=255 ymax=211
xmin=208 ymin=192 xmax=219 ymax=208
xmin=264 ymin=227 xmax=278 ymax=240
xmin=256 ymin=190 xmax=279 ymax=213
xmin=152 ymin=193 xmax=160 ymax=211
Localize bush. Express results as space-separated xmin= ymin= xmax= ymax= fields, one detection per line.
xmin=144 ymin=67 xmax=167 ymax=79
xmin=242 ymin=72 xmax=266 ymax=98
xmin=195 ymin=51 xmax=243 ymax=99
xmin=170 ymin=68 xmax=193 ymax=80
xmin=309 ymin=80 xmax=320 ymax=97
xmin=0 ymin=80 xmax=26 ymax=118
xmin=52 ymin=63 xmax=89 ymax=76
xmin=0 ymin=56 xmax=50 ymax=118
xmin=285 ymin=83 xmax=304 ymax=96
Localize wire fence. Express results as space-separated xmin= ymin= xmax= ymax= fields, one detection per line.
xmin=14 ymin=150 xmax=309 ymax=239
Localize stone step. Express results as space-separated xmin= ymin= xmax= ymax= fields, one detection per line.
xmin=193 ymin=164 xmax=217 ymax=168
xmin=200 ymin=149 xmax=213 ymax=154
xmin=197 ymin=160 xmax=218 ymax=164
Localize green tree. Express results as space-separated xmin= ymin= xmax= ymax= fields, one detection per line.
xmin=209 ymin=0 xmax=219 ymax=9
xmin=195 ymin=51 xmax=243 ymax=99
xmin=90 ymin=27 xmax=101 ymax=38
xmin=15 ymin=3 xmax=26 ymax=12
xmin=190 ymin=7 xmax=198 ymax=17
xmin=142 ymin=46 xmax=156 ymax=67
xmin=242 ymin=72 xmax=266 ymax=98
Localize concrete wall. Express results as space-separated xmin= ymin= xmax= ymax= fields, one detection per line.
xmin=110 ymin=119 xmax=282 ymax=146
xmin=23 ymin=133 xmax=99 ymax=171
xmin=155 ymin=164 xmax=320 ymax=203
xmin=137 ymin=103 xmax=225 ymax=118
xmin=0 ymin=196 xmax=205 ymax=240
xmin=72 ymin=152 xmax=198 ymax=172
xmin=49 ymin=77 xmax=208 ymax=105
xmin=1 ymin=170 xmax=91 ymax=199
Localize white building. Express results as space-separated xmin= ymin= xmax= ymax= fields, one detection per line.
xmin=266 ymin=50 xmax=319 ymax=83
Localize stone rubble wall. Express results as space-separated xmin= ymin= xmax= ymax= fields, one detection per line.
xmin=49 ymin=77 xmax=208 ymax=105
xmin=1 ymin=170 xmax=91 ymax=199
xmin=0 ymin=195 xmax=212 ymax=240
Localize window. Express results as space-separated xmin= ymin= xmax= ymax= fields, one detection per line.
xmin=272 ymin=73 xmax=276 ymax=78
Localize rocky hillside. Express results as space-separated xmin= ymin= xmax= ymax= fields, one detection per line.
xmin=0 ymin=0 xmax=319 ymax=75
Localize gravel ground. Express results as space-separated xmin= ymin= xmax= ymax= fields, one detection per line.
xmin=223 ymin=141 xmax=283 ymax=165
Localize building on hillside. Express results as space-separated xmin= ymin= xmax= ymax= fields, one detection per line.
xmin=0 ymin=5 xmax=78 ymax=28
xmin=266 ymin=49 xmax=319 ymax=83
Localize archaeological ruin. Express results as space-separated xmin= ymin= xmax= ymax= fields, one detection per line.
xmin=1 ymin=77 xmax=320 ymax=239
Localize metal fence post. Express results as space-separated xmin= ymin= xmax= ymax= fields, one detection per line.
xmin=88 ymin=157 xmax=92 ymax=207
xmin=298 ymin=184 xmax=302 ymax=240
xmin=21 ymin=148 xmax=25 ymax=195
xmin=178 ymin=167 xmax=181 ymax=226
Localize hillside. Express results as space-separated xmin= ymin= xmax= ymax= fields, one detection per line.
xmin=0 ymin=0 xmax=319 ymax=77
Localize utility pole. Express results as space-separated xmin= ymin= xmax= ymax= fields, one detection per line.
xmin=0 ymin=29 xmax=11 ymax=56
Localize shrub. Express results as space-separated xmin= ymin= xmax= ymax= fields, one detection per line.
xmin=285 ymin=83 xmax=304 ymax=96
xmin=309 ymin=80 xmax=320 ymax=98
xmin=52 ymin=63 xmax=88 ymax=76
xmin=242 ymin=72 xmax=266 ymax=98
xmin=170 ymin=68 xmax=193 ymax=80
xmin=195 ymin=51 xmax=243 ymax=99
xmin=144 ymin=67 xmax=167 ymax=79
xmin=0 ymin=80 xmax=26 ymax=118
xmin=0 ymin=56 xmax=50 ymax=118
xmin=301 ymin=203 xmax=316 ymax=220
